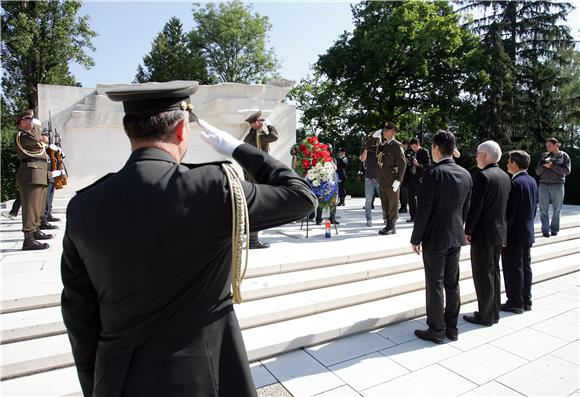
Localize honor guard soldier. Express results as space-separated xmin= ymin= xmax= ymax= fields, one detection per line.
xmin=243 ymin=110 xmax=279 ymax=249
xmin=375 ymin=121 xmax=406 ymax=235
xmin=60 ymin=81 xmax=317 ymax=397
xmin=14 ymin=110 xmax=53 ymax=250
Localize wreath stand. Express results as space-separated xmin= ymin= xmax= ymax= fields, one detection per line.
xmin=300 ymin=207 xmax=338 ymax=238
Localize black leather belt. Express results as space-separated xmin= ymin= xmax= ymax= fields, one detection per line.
xmin=20 ymin=158 xmax=46 ymax=163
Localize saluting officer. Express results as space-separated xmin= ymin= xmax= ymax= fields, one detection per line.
xmin=14 ymin=110 xmax=53 ymax=250
xmin=60 ymin=81 xmax=316 ymax=397
xmin=376 ymin=121 xmax=406 ymax=235
xmin=243 ymin=111 xmax=279 ymax=249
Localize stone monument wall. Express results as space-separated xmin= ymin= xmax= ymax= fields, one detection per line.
xmin=37 ymin=81 xmax=296 ymax=193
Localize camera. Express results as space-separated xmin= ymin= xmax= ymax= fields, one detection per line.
xmin=539 ymin=154 xmax=552 ymax=165
xmin=290 ymin=144 xmax=298 ymax=156
xmin=406 ymin=151 xmax=415 ymax=163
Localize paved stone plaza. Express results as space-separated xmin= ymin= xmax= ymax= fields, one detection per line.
xmin=1 ymin=194 xmax=578 ymax=396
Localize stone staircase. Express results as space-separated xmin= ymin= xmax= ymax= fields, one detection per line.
xmin=1 ymin=196 xmax=579 ymax=395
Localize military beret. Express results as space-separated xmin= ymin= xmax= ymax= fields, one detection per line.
xmin=106 ymin=80 xmax=199 ymax=122
xmin=245 ymin=111 xmax=262 ymax=124
xmin=15 ymin=110 xmax=34 ymax=125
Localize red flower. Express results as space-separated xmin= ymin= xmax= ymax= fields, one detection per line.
xmin=302 ymin=159 xmax=311 ymax=169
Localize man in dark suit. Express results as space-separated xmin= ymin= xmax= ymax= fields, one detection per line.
xmin=406 ymin=137 xmax=431 ymax=223
xmin=336 ymin=147 xmax=348 ymax=206
xmin=60 ymin=81 xmax=317 ymax=397
xmin=501 ymin=150 xmax=539 ymax=313
xmin=464 ymin=140 xmax=511 ymax=326
xmin=411 ymin=130 xmax=472 ymax=343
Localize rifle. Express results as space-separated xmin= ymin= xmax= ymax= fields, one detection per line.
xmin=47 ymin=111 xmax=68 ymax=189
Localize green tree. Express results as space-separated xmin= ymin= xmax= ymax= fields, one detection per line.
xmin=292 ymin=1 xmax=483 ymax=152
xmin=458 ymin=1 xmax=575 ymax=148
xmin=191 ymin=0 xmax=278 ymax=83
xmin=1 ymin=0 xmax=97 ymax=112
xmin=135 ymin=17 xmax=214 ymax=84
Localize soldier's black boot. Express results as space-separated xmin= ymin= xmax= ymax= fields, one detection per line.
xmin=379 ymin=219 xmax=391 ymax=235
xmin=22 ymin=233 xmax=49 ymax=251
xmin=40 ymin=220 xmax=58 ymax=230
xmin=379 ymin=219 xmax=396 ymax=235
xmin=34 ymin=230 xmax=53 ymax=240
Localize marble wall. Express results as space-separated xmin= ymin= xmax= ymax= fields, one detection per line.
xmin=37 ymin=81 xmax=296 ymax=192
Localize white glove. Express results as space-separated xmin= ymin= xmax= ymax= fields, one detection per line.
xmin=392 ymin=180 xmax=401 ymax=192
xmin=372 ymin=129 xmax=382 ymax=138
xmin=49 ymin=144 xmax=59 ymax=151
xmin=32 ymin=118 xmax=42 ymax=127
xmin=263 ymin=118 xmax=272 ymax=126
xmin=197 ymin=118 xmax=243 ymax=157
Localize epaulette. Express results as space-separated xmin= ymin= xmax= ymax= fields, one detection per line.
xmin=181 ymin=160 xmax=232 ymax=170
xmin=75 ymin=173 xmax=116 ymax=195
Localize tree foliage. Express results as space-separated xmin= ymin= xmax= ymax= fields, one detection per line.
xmin=458 ymin=0 xmax=576 ymax=148
xmin=1 ymin=0 xmax=97 ymax=112
xmin=135 ymin=17 xmax=214 ymax=84
xmin=291 ymin=0 xmax=483 ymax=151
xmin=191 ymin=0 xmax=278 ymax=83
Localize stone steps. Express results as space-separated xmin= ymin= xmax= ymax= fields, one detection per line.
xmin=1 ymin=239 xmax=578 ymax=381
xmin=2 ymin=228 xmax=579 ymax=343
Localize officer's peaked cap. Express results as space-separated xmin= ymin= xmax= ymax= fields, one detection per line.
xmin=15 ymin=109 xmax=34 ymax=125
xmin=106 ymin=80 xmax=199 ymax=122
xmin=245 ymin=111 xmax=262 ymax=124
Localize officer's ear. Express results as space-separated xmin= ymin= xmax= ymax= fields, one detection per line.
xmin=174 ymin=119 xmax=187 ymax=143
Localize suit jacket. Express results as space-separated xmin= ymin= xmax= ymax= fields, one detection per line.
xmin=61 ymin=143 xmax=316 ymax=397
xmin=465 ymin=163 xmax=511 ymax=246
xmin=506 ymin=171 xmax=538 ymax=246
xmin=411 ymin=158 xmax=472 ymax=250
xmin=336 ymin=155 xmax=348 ymax=180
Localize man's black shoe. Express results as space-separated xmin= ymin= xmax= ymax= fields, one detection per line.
xmin=406 ymin=218 xmax=415 ymax=223
xmin=330 ymin=219 xmax=340 ymax=225
xmin=445 ymin=330 xmax=458 ymax=341
xmin=524 ymin=304 xmax=532 ymax=311
xmin=551 ymin=231 xmax=558 ymax=236
xmin=542 ymin=233 xmax=550 ymax=238
xmin=500 ymin=304 xmax=523 ymax=314
xmin=463 ymin=314 xmax=493 ymax=326
xmin=249 ymin=240 xmax=270 ymax=249
xmin=47 ymin=215 xmax=61 ymax=222
xmin=398 ymin=208 xmax=407 ymax=213
xmin=414 ymin=329 xmax=444 ymax=344
xmin=39 ymin=222 xmax=58 ymax=230
xmin=315 ymin=221 xmax=322 ymax=225
xmin=22 ymin=239 xmax=49 ymax=251
xmin=34 ymin=230 xmax=53 ymax=240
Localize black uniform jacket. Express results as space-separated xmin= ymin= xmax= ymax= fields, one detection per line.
xmin=410 ymin=158 xmax=472 ymax=250
xmin=506 ymin=171 xmax=538 ymax=247
xmin=61 ymin=143 xmax=317 ymax=397
xmin=464 ymin=163 xmax=511 ymax=246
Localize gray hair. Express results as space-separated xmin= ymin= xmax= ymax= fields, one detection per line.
xmin=478 ymin=140 xmax=502 ymax=163
xmin=123 ymin=110 xmax=187 ymax=141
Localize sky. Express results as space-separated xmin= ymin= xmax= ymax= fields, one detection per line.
xmin=69 ymin=1 xmax=580 ymax=89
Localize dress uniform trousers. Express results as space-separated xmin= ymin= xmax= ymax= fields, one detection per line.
xmin=378 ymin=179 xmax=399 ymax=223
xmin=470 ymin=243 xmax=502 ymax=325
xmin=18 ymin=183 xmax=47 ymax=234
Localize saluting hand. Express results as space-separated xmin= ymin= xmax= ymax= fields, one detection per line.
xmin=197 ymin=118 xmax=243 ymax=157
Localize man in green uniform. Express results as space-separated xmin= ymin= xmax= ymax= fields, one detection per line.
xmin=60 ymin=81 xmax=316 ymax=396
xmin=243 ymin=111 xmax=279 ymax=249
xmin=376 ymin=121 xmax=406 ymax=235
xmin=14 ymin=110 xmax=53 ymax=250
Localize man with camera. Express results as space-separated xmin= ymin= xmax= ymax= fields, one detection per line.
xmin=406 ymin=137 xmax=431 ymax=223
xmin=535 ymin=138 xmax=571 ymax=238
